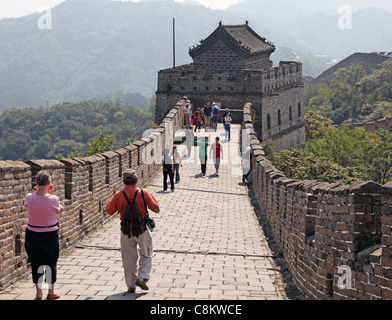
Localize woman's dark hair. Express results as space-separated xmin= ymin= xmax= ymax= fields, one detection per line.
xmin=35 ymin=170 xmax=51 ymax=186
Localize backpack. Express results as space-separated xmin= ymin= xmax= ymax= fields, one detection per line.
xmin=120 ymin=190 xmax=147 ymax=238
xmin=213 ymin=106 xmax=219 ymax=116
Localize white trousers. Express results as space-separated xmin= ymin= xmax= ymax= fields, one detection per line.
xmin=120 ymin=229 xmax=153 ymax=288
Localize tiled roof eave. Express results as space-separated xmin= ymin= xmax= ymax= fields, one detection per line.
xmin=189 ymin=38 xmax=274 ymax=59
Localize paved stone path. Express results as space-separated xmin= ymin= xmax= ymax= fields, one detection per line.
xmin=0 ymin=124 xmax=300 ymax=301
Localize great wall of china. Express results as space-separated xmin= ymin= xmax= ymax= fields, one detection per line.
xmin=0 ymin=98 xmax=184 ymax=289
xmin=243 ymin=103 xmax=392 ymax=300
xmin=1 ymin=20 xmax=392 ymax=299
xmin=1 ymin=99 xmax=392 ymax=299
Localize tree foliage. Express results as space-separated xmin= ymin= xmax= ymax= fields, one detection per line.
xmin=264 ymin=112 xmax=392 ymax=185
xmin=305 ymin=62 xmax=392 ymax=125
xmin=0 ymin=99 xmax=155 ymax=161
xmin=304 ymin=111 xmax=333 ymax=141
xmin=87 ymin=130 xmax=116 ymax=156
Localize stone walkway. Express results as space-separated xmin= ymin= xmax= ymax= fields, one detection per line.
xmin=0 ymin=124 xmax=303 ymax=301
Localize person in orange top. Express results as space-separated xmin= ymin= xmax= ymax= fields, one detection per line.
xmin=193 ymin=108 xmax=203 ymax=132
xmin=106 ymin=169 xmax=160 ymax=293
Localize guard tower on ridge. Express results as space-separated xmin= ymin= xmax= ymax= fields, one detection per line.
xmin=155 ymin=21 xmax=305 ymax=150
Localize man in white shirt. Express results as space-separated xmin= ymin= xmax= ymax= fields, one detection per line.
xmin=184 ymin=100 xmax=192 ymax=128
xmin=224 ymin=112 xmax=232 ymax=141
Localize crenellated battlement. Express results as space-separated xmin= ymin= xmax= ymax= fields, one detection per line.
xmin=243 ymin=103 xmax=392 ymax=300
xmin=348 ymin=116 xmax=392 ymax=132
xmin=261 ymin=62 xmax=303 ymax=93
xmin=156 ymin=22 xmax=305 ymax=152
xmin=0 ymin=98 xmax=186 ymax=290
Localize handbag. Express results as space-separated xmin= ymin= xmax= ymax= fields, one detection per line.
xmin=141 ymin=189 xmax=156 ymax=232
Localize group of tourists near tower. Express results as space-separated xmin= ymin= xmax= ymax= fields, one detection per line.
xmin=161 ymin=99 xmax=235 ymax=192
xmin=23 ymin=99 xmax=252 ymax=300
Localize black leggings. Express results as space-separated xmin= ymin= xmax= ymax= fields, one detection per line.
xmin=200 ymin=155 xmax=207 ymax=174
xmin=25 ymin=229 xmax=59 ymax=284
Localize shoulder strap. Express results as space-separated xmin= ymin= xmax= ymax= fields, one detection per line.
xmin=141 ymin=189 xmax=149 ymax=218
xmin=133 ymin=190 xmax=139 ymax=202
xmin=121 ymin=190 xmax=130 ymax=204
xmin=122 ymin=190 xmax=138 ymax=204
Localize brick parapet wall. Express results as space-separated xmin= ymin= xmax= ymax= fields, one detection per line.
xmin=349 ymin=116 xmax=392 ymax=133
xmin=156 ymin=61 xmax=305 ymax=150
xmin=243 ymin=103 xmax=392 ymax=300
xmin=0 ymin=98 xmax=186 ymax=290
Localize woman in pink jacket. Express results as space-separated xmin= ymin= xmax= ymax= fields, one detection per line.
xmin=24 ymin=170 xmax=63 ymax=300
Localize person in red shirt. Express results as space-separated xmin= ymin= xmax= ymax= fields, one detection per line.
xmin=106 ymin=169 xmax=160 ymax=293
xmin=193 ymin=108 xmax=203 ymax=133
xmin=210 ymin=137 xmax=223 ymax=176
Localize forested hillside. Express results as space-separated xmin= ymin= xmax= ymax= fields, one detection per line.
xmin=264 ymin=112 xmax=392 ymax=185
xmin=0 ymin=99 xmax=155 ymax=161
xmin=305 ymin=60 xmax=392 ymax=125
xmin=265 ymin=59 xmax=392 ymax=185
xmin=0 ymin=0 xmax=217 ymax=111
xmin=1 ymin=0 xmax=392 ymax=112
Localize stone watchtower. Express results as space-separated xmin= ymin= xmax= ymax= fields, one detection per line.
xmin=155 ymin=22 xmax=305 ymax=150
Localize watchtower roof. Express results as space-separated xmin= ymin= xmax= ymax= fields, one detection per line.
xmin=189 ymin=22 xmax=275 ymax=58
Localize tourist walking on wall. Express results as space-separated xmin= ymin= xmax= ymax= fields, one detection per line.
xmin=172 ymin=145 xmax=182 ymax=183
xmin=211 ymin=103 xmax=220 ymax=131
xmin=24 ymin=170 xmax=63 ymax=300
xmin=210 ymin=136 xmax=223 ymax=176
xmin=184 ymin=127 xmax=194 ymax=161
xmin=193 ymin=108 xmax=203 ymax=133
xmin=106 ymin=169 xmax=160 ymax=293
xmin=196 ymin=136 xmax=210 ymax=176
xmin=222 ymin=108 xmax=229 ymax=123
xmin=204 ymin=102 xmax=212 ymax=130
xmin=162 ymin=148 xmax=175 ymax=192
xmin=184 ymin=100 xmax=192 ymax=129
xmin=224 ymin=111 xmax=232 ymax=141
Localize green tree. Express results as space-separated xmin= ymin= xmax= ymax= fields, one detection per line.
xmin=304 ymin=126 xmax=371 ymax=170
xmin=0 ymin=98 xmax=154 ymax=161
xmin=273 ymin=149 xmax=360 ymax=184
xmin=328 ymin=65 xmax=366 ymax=124
xmin=87 ymin=130 xmax=116 ymax=156
xmin=264 ymin=119 xmax=392 ymax=184
xmin=304 ymin=111 xmax=333 ymax=141
xmin=358 ymin=60 xmax=392 ymax=102
xmin=364 ymin=129 xmax=392 ymax=184
xmin=306 ymin=61 xmax=392 ymax=125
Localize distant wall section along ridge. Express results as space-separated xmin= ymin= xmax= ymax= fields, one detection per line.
xmin=0 ymin=98 xmax=186 ymax=290
xmin=348 ymin=116 xmax=392 ymax=133
xmin=243 ymin=103 xmax=392 ymax=300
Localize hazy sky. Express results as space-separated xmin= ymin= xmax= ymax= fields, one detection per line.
xmin=0 ymin=0 xmax=241 ymax=19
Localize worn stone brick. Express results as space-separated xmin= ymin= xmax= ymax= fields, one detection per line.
xmin=0 ymin=99 xmax=184 ymax=290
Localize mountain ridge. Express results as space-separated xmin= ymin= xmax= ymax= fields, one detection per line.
xmin=1 ymin=0 xmax=392 ymax=112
